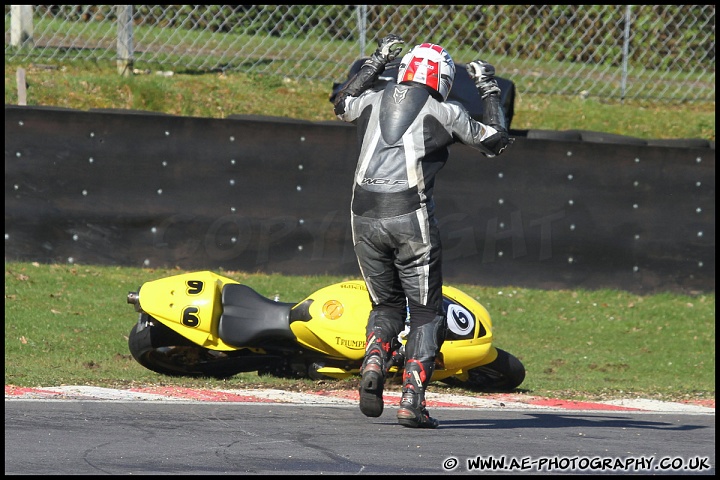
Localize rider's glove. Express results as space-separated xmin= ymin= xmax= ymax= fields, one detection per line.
xmin=335 ymin=34 xmax=403 ymax=113
xmin=364 ymin=34 xmax=404 ymax=72
xmin=467 ymin=60 xmax=502 ymax=99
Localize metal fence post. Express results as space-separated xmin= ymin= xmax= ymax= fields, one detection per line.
xmin=10 ymin=5 xmax=34 ymax=48
xmin=116 ymin=5 xmax=134 ymax=76
xmin=357 ymin=5 xmax=367 ymax=58
xmin=621 ymin=5 xmax=633 ymax=103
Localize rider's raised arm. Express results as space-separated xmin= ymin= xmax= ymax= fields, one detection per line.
xmin=334 ymin=34 xmax=404 ymax=118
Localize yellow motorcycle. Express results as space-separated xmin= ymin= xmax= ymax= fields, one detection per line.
xmin=126 ymin=271 xmax=525 ymax=391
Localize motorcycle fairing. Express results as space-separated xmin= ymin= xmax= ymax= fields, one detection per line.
xmin=432 ymin=285 xmax=495 ymax=377
xmin=289 ymin=280 xmax=371 ymax=360
xmin=136 ymin=271 xmax=241 ymax=350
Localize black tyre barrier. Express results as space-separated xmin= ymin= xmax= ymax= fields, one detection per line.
xmin=526 ymin=129 xmax=583 ymax=141
xmin=646 ymin=138 xmax=711 ymax=149
xmin=89 ymin=108 xmax=172 ymax=116
xmin=226 ymin=114 xmax=313 ymax=124
xmin=5 ymin=104 xmax=714 ymax=294
xmin=574 ymin=129 xmax=649 ymax=146
xmin=520 ymin=129 xmax=713 ymax=149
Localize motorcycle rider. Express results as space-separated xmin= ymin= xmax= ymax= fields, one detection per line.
xmin=333 ymin=34 xmax=512 ymax=428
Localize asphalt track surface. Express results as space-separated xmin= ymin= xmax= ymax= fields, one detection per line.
xmin=5 ymin=386 xmax=715 ymax=475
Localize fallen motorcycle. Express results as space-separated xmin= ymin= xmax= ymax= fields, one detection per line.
xmin=126 ymin=270 xmax=525 ymax=391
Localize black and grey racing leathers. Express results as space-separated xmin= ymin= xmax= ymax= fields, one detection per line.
xmin=335 ymin=71 xmax=509 ymax=384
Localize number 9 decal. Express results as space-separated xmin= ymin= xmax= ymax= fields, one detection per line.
xmin=187 ymin=280 xmax=204 ymax=295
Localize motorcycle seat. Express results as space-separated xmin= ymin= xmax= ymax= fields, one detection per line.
xmin=218 ymin=284 xmax=296 ymax=347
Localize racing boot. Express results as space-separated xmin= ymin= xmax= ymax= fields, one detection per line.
xmin=396 ymin=360 xmax=439 ymax=428
xmin=358 ymin=329 xmax=391 ymax=417
xmin=397 ymin=385 xmax=439 ymax=429
xmin=396 ymin=314 xmax=444 ymax=428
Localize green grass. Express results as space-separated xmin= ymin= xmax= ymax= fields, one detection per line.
xmin=4 ymin=262 xmax=715 ymax=402
xmin=4 ymin=59 xmax=716 ymax=141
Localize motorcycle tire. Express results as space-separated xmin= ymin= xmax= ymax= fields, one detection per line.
xmin=128 ymin=315 xmax=281 ymax=379
xmin=442 ymin=348 xmax=526 ymax=392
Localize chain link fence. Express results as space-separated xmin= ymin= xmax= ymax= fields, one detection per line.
xmin=5 ymin=5 xmax=716 ymax=102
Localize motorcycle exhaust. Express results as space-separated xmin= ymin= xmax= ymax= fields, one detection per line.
xmin=126 ymin=291 xmax=142 ymax=312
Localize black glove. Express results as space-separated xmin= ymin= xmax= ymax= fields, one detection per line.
xmin=375 ymin=34 xmax=404 ymax=63
xmin=466 ymin=60 xmax=501 ymax=99
xmin=364 ymin=34 xmax=404 ymax=72
xmin=335 ymin=34 xmax=404 ymax=112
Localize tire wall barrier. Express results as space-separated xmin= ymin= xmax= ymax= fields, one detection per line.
xmin=4 ymin=105 xmax=715 ymax=294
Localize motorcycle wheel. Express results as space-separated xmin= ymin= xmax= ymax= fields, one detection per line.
xmin=128 ymin=315 xmax=280 ymax=379
xmin=442 ymin=348 xmax=526 ymax=392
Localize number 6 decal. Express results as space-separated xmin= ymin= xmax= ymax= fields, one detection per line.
xmin=182 ymin=306 xmax=200 ymax=327
xmin=446 ymin=304 xmax=474 ymax=336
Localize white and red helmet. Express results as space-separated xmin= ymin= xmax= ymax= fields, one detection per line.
xmin=397 ymin=43 xmax=455 ymax=101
